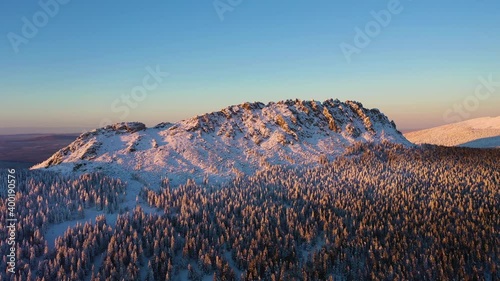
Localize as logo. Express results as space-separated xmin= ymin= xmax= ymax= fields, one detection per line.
xmin=213 ymin=0 xmax=244 ymax=21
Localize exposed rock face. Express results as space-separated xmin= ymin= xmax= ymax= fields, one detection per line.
xmin=32 ymin=99 xmax=410 ymax=186
xmin=83 ymin=122 xmax=146 ymax=136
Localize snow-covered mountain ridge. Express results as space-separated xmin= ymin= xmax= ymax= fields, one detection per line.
xmin=32 ymin=99 xmax=411 ymax=186
xmin=404 ymin=116 xmax=500 ymax=148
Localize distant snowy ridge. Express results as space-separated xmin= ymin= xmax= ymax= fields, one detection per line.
xmin=32 ymin=99 xmax=411 ymax=186
xmin=404 ymin=116 xmax=500 ymax=148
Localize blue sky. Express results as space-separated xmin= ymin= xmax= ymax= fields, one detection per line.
xmin=1 ymin=0 xmax=499 ymax=133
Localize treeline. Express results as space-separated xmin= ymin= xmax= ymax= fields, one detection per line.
xmin=138 ymin=144 xmax=500 ymax=280
xmin=1 ymin=144 xmax=499 ymax=280
xmin=0 ymin=171 xmax=125 ymax=279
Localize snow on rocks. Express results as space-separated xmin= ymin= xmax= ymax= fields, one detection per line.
xmin=33 ymin=99 xmax=411 ymax=187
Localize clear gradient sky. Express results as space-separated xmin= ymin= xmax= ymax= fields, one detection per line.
xmin=1 ymin=0 xmax=499 ymax=133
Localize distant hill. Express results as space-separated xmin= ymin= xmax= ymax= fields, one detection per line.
xmin=404 ymin=117 xmax=500 ymax=148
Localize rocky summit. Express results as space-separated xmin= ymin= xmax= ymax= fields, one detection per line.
xmin=32 ymin=99 xmax=411 ymax=186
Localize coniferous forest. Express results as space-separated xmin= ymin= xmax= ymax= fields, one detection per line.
xmin=1 ymin=144 xmax=499 ymax=281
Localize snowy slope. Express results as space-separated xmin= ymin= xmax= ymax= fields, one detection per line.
xmin=404 ymin=116 xmax=500 ymax=148
xmin=32 ymin=99 xmax=411 ymax=186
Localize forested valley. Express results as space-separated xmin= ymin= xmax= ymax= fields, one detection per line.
xmin=1 ymin=144 xmax=499 ymax=280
